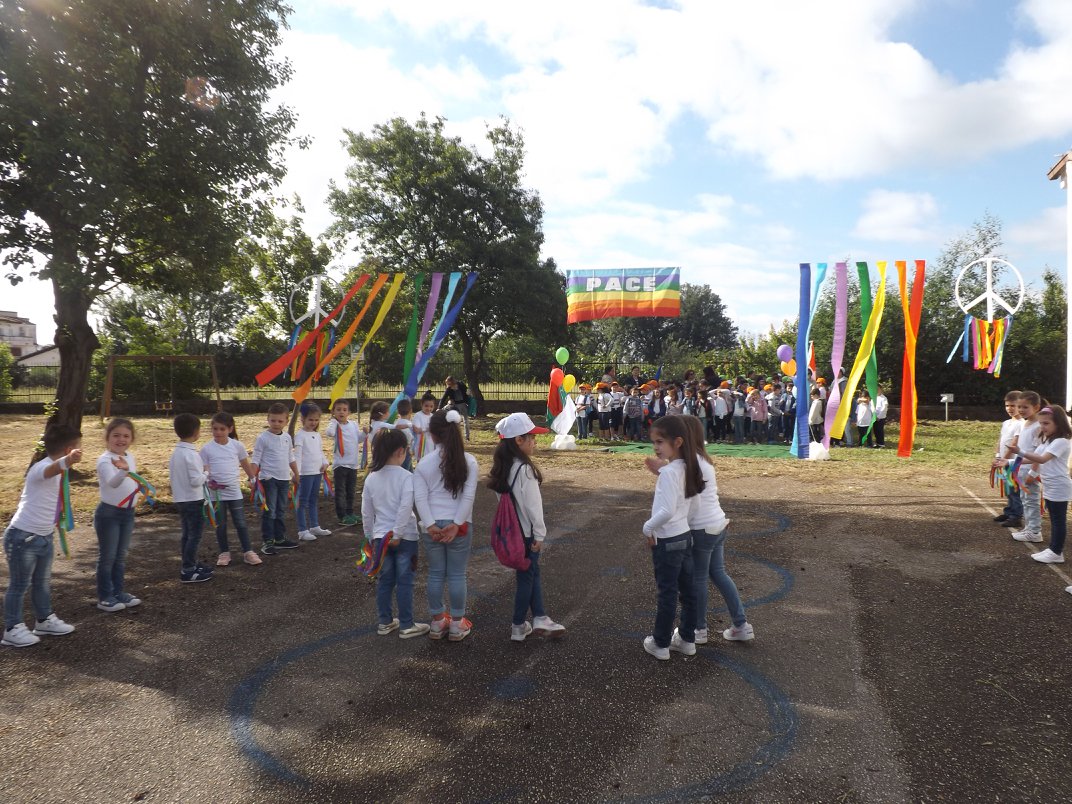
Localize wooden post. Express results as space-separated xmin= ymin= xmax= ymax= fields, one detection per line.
xmin=100 ymin=355 xmax=116 ymax=420
xmin=208 ymin=356 xmax=223 ymax=413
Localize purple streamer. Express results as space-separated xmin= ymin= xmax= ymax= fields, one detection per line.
xmin=823 ymin=263 xmax=848 ymax=449
xmin=416 ymin=272 xmax=443 ymax=361
xmin=404 ymin=274 xmax=478 ymax=399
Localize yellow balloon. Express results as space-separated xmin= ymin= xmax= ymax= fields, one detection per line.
xmin=779 ymin=361 xmax=790 ymax=375
xmin=562 ymin=374 xmax=576 ymax=392
xmin=786 ymin=358 xmax=797 ymax=374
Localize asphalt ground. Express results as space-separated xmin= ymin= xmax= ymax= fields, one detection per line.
xmin=1 ymin=461 xmax=1071 ymax=803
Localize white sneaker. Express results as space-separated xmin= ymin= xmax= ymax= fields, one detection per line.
xmin=670 ymin=628 xmax=696 ymax=656
xmin=1066 ymin=585 xmax=1072 ymax=595
xmin=377 ymin=618 xmax=399 ymax=635
xmin=2 ymin=623 xmax=41 ymax=648
xmin=33 ymin=614 xmax=75 ymax=636
xmin=1032 ymin=549 xmax=1065 ymax=564
xmin=1012 ymin=530 xmax=1044 ymax=543
xmin=399 ymin=623 xmax=430 ymax=639
xmin=511 ymin=622 xmax=533 ymax=642
xmin=643 ymin=636 xmax=670 ymax=661
xmin=723 ymin=622 xmax=755 ymax=642
xmin=309 ymin=526 xmax=332 ymax=536
xmin=694 ymin=627 xmax=709 ymax=645
xmin=298 ymin=530 xmax=317 ymax=542
xmin=96 ymin=599 xmax=126 ymax=613
xmin=532 ymin=615 xmax=566 ymax=637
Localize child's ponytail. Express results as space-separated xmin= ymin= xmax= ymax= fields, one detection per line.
xmin=429 ymin=409 xmax=468 ymax=497
xmin=212 ymin=411 xmax=239 ymax=441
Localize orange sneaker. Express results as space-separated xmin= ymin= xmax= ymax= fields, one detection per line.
xmin=448 ymin=617 xmax=473 ymax=642
xmin=429 ymin=613 xmax=451 ymax=640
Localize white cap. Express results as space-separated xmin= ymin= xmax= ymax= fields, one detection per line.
xmin=495 ymin=412 xmax=549 ymax=439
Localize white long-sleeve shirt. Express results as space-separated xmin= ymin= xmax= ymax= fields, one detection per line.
xmin=200 ymin=438 xmax=250 ymax=502
xmin=808 ymin=399 xmax=823 ymax=425
xmin=251 ymin=430 xmax=295 ymax=481
xmin=361 ymin=465 xmax=419 ymax=541
xmin=495 ymin=460 xmax=547 ymax=542
xmin=688 ymin=458 xmax=728 ymax=534
xmin=326 ymin=418 xmax=364 ymax=469
xmin=412 ymin=451 xmax=479 ymax=529
xmin=97 ymin=450 xmax=139 ymax=507
xmin=874 ymin=393 xmax=889 ymax=421
xmin=856 ymin=401 xmax=874 ymax=428
xmin=643 ymin=459 xmax=689 ymax=539
xmin=169 ymin=442 xmax=208 ymax=503
xmin=293 ymin=429 xmax=328 ymax=476
xmin=998 ymin=417 xmax=1023 ymax=458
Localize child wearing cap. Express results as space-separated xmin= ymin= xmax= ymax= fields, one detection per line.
xmin=574 ymin=384 xmax=592 ymax=440
xmin=488 ymin=413 xmax=566 ymax=642
xmin=595 ymin=383 xmax=613 ymax=440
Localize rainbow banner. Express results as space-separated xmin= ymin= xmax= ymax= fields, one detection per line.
xmin=565 ymin=268 xmax=680 ymax=324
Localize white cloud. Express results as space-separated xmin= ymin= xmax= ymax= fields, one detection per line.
xmin=1008 ymin=205 xmax=1067 ymax=252
xmin=852 ymin=189 xmax=941 ymax=242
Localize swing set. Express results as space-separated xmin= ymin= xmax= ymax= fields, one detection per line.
xmin=99 ymin=355 xmax=223 ymax=419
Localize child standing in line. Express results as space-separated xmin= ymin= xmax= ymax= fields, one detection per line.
xmin=808 ymin=387 xmax=824 ymax=443
xmin=731 ymin=389 xmax=747 ymax=444
xmin=624 ymin=386 xmax=645 ymax=442
xmin=712 ymin=387 xmax=729 ymax=442
xmin=251 ymin=403 xmax=300 ymax=555
xmin=641 ymin=415 xmax=700 ymax=660
xmin=747 ymin=388 xmax=768 ymax=445
xmin=413 ymin=410 xmax=479 ymax=641
xmin=595 ymin=382 xmax=613 ymax=440
xmin=94 ymin=418 xmax=142 ymax=612
xmin=395 ymin=398 xmax=417 ymax=471
xmin=1010 ymin=392 xmax=1044 ymax=544
xmin=1009 ymin=405 xmax=1072 ymax=564
xmin=411 ymin=392 xmax=437 ymax=462
xmin=488 ymin=413 xmax=566 ymax=642
xmin=991 ymin=391 xmax=1023 ymax=529
xmin=201 ymin=411 xmax=260 ymax=567
xmin=369 ymin=400 xmax=412 ymax=442
xmin=294 ymin=403 xmax=331 ymax=543
xmin=665 ymin=386 xmax=684 ymax=416
xmin=856 ymin=391 xmax=875 ymax=448
xmin=2 ymin=424 xmax=82 ymax=647
xmin=873 ymin=385 xmax=889 ymax=448
xmin=573 ymin=385 xmax=591 ymax=441
xmin=361 ymin=429 xmax=429 ymax=639
xmin=327 ymin=399 xmax=364 ymax=526
xmin=610 ymin=382 xmax=626 ymax=440
xmin=169 ymin=413 xmax=213 ymax=583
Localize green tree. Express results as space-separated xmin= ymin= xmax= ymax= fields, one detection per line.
xmin=0 ymin=0 xmax=299 ymax=430
xmin=327 ymin=115 xmax=565 ymax=410
xmin=0 ymin=343 xmax=14 ymax=401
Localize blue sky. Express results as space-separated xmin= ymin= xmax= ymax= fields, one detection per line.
xmin=12 ymin=0 xmax=1072 ymax=343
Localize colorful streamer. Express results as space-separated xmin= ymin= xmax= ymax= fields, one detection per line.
xmin=857 ymin=262 xmax=880 ymax=402
xmin=402 ymin=273 xmax=479 ymax=401
xmin=54 ymin=468 xmax=74 ymax=558
xmin=897 ymin=259 xmax=925 ymax=458
xmin=202 ymin=484 xmax=218 ymax=527
xmin=119 ymin=471 xmax=157 ymax=508
xmin=792 ymin=263 xmax=811 ymax=459
xmin=356 ymin=534 xmax=393 ymax=577
xmin=321 ymin=469 xmax=334 ymax=499
xmin=990 ymin=316 xmax=1013 ymax=377
xmin=329 ymin=273 xmax=407 ymax=408
xmin=288 ymin=481 xmax=299 ymax=512
xmin=401 ymin=273 xmax=426 ymax=386
xmin=251 ymin=478 xmax=268 ymax=511
xmin=417 ymin=273 xmax=444 ymax=360
xmin=823 ymin=263 xmax=849 ymax=449
xmin=257 ymin=275 xmax=370 ymax=387
xmin=831 ymin=262 xmax=888 ymax=439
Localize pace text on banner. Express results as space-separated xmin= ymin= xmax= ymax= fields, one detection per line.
xmin=565 ymin=268 xmax=681 ymax=324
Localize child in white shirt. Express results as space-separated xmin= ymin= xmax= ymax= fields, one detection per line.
xmin=250 ymin=403 xmax=299 ymax=555
xmin=873 ymin=385 xmax=890 ymax=448
xmin=991 ymin=391 xmax=1023 ymax=527
xmin=94 ymin=418 xmax=142 ymax=611
xmin=201 ymin=411 xmax=259 ymax=567
xmin=294 ymin=402 xmax=331 ymax=543
xmin=395 ymin=398 xmax=417 ymax=471
xmin=856 ymin=391 xmax=875 ymax=448
xmin=169 ymin=413 xmax=212 ymax=583
xmin=362 ymin=429 xmax=428 ymax=639
xmin=326 ymin=399 xmax=364 ymax=525
xmin=411 ymin=392 xmax=437 ymax=462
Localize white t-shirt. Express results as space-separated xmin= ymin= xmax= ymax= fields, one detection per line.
xmin=326 ymin=419 xmax=364 ymax=469
xmin=1018 ymin=421 xmax=1043 ymax=482
xmin=10 ymin=457 xmax=62 ymax=536
xmin=251 ymin=430 xmax=295 ymax=481
xmin=874 ymin=394 xmax=889 ymax=420
xmin=998 ymin=418 xmax=1023 ymax=458
xmin=412 ymin=451 xmax=479 ymax=529
xmin=200 ymin=438 xmax=249 ymax=501
xmin=809 ymin=399 xmax=823 ymax=425
xmin=856 ymin=402 xmax=874 ymax=428
xmin=360 ymin=464 xmax=419 ymax=541
xmin=1039 ymin=438 xmax=1072 ymax=502
xmin=97 ymin=450 xmax=139 ymax=508
xmin=293 ymin=429 xmax=327 ymax=476
xmin=688 ymin=458 xmax=728 ymax=533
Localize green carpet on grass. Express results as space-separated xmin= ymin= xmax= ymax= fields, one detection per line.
xmin=599 ymin=442 xmax=792 ymax=458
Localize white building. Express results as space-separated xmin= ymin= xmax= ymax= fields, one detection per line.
xmin=0 ymin=311 xmax=38 ymax=357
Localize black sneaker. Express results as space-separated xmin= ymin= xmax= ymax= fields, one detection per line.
xmin=273 ymin=538 xmax=300 ymax=550
xmin=1001 ymin=518 xmax=1024 ymax=529
xmin=994 ymin=514 xmax=1009 ymax=523
xmin=260 ymin=542 xmax=278 ymax=556
xmin=180 ymin=568 xmax=213 ymax=583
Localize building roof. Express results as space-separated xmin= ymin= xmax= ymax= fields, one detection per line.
xmin=0 ymin=311 xmax=32 ymax=325
xmin=1047 ymin=152 xmax=1070 ymax=182
xmin=15 ymin=344 xmax=57 ymax=363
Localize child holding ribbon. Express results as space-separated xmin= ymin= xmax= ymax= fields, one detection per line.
xmin=94 ymin=418 xmax=144 ymax=612
xmin=1009 ymin=392 xmax=1044 ymax=544
xmin=170 ymin=413 xmax=213 ymax=583
xmin=200 ymin=411 xmax=260 ymax=567
xmin=326 ymin=399 xmax=364 ymax=526
xmin=251 ymin=403 xmax=300 ymax=555
xmin=1008 ymin=404 xmax=1072 ymax=564
xmin=411 ymin=392 xmax=437 ymax=461
xmin=2 ymin=424 xmax=82 ymax=648
xmin=294 ymin=402 xmax=331 ymax=542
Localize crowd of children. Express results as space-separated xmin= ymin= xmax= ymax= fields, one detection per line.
xmin=990 ymin=391 xmax=1072 ymax=593
xmin=570 ymin=365 xmax=888 ymax=448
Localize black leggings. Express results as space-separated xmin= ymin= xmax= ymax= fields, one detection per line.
xmin=1046 ymin=499 xmax=1067 ymax=554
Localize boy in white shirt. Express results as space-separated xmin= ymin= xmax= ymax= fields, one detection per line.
xmin=294 ymin=402 xmax=331 ymax=543
xmin=169 ymin=413 xmax=213 ymax=583
xmin=326 ymin=399 xmax=365 ymax=526
xmin=992 ymin=391 xmax=1023 ymax=528
xmin=2 ymin=424 xmax=82 ymax=647
xmin=251 ymin=403 xmax=299 ymax=555
xmin=873 ymin=385 xmax=889 ymax=448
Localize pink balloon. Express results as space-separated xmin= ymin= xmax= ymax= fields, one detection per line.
xmin=550 ymin=367 xmax=564 ymax=385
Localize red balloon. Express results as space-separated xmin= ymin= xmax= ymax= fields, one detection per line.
xmin=550 ymin=367 xmax=564 ymax=385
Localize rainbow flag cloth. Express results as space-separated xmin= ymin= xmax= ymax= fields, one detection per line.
xmin=565 ymin=268 xmax=680 ymax=324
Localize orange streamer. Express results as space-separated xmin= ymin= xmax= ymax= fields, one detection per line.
xmin=897 ymin=259 xmax=925 ymax=458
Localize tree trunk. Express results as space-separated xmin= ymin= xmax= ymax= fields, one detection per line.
xmin=458 ymin=329 xmax=482 ymax=416
xmin=51 ymin=270 xmax=100 ymax=433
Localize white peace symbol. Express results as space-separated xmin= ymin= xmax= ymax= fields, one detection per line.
xmin=288 ymin=274 xmax=344 ymax=328
xmin=954 ymin=257 xmax=1025 ymax=321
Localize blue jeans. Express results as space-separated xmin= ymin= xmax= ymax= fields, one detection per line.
xmin=377 ymin=538 xmax=418 ymax=628
xmin=732 ymin=416 xmax=746 ymax=444
xmin=513 ymin=543 xmax=546 ymax=625
xmin=650 ymin=532 xmax=696 ymax=648
xmin=626 ymin=416 xmax=644 ymax=440
xmin=93 ymin=503 xmax=135 ymax=601
xmin=1021 ymin=481 xmax=1042 ymax=535
xmin=691 ymin=528 xmax=746 ymax=629
xmin=422 ymin=520 xmax=471 ymax=617
xmin=261 ymin=478 xmax=290 ymax=543
xmin=295 ymin=474 xmax=321 ymax=531
xmin=1004 ymin=486 xmax=1024 ymax=519
xmin=215 ymin=498 xmax=251 ymax=553
xmin=333 ymin=467 xmax=356 ymax=518
xmin=577 ymin=413 xmax=589 ymax=440
xmin=3 ymin=527 xmax=54 ymax=629
xmin=177 ymin=500 xmax=205 ymax=573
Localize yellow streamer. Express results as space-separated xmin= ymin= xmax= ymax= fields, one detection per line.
xmin=830 ymin=261 xmax=888 ymax=438
xmin=330 ymin=273 xmax=406 ymax=408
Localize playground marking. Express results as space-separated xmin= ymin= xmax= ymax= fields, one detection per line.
xmin=961 ymin=485 xmax=1072 ymax=589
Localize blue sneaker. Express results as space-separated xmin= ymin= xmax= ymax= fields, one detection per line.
xmin=96 ymin=598 xmax=126 ymax=612
xmin=117 ymin=592 xmax=142 ymax=608
xmin=180 ymin=568 xmax=213 ymax=583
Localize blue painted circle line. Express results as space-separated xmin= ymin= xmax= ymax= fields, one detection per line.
xmin=725 ymin=509 xmax=791 ymax=539
xmin=628 ymin=649 xmax=799 ymax=802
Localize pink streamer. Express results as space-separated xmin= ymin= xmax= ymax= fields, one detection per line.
xmin=416 ymin=273 xmax=443 ymax=361
xmin=823 ymin=262 xmax=848 ymax=449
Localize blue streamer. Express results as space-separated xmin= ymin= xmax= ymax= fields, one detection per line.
xmin=792 ymin=263 xmax=811 ymax=459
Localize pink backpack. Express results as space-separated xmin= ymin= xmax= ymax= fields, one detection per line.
xmin=490 ymin=466 xmax=531 ymax=571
